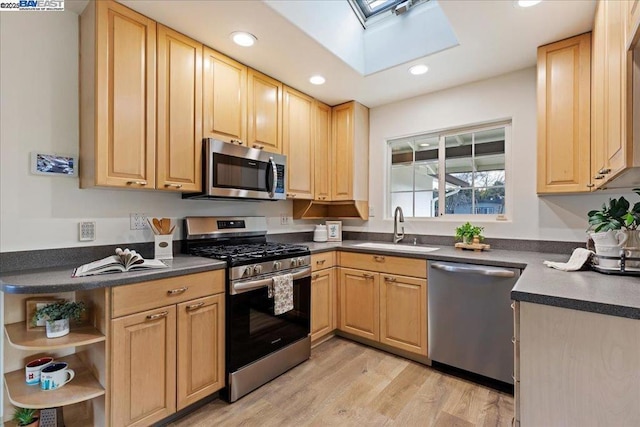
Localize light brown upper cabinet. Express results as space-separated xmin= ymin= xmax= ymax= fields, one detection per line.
xmin=592 ymin=4 xmax=607 ymax=189
xmin=247 ymin=69 xmax=283 ymax=154
xmin=80 ymin=0 xmax=157 ymax=190
xmin=156 ymin=25 xmax=203 ymax=192
xmin=283 ymin=86 xmax=315 ymax=200
xmin=627 ymin=0 xmax=640 ymax=48
xmin=331 ymin=101 xmax=369 ymax=201
xmin=202 ymin=48 xmax=247 ymax=145
xmin=314 ymin=101 xmax=332 ymax=201
xmin=536 ymin=33 xmax=592 ymax=194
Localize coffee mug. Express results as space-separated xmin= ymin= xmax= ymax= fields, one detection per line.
xmin=25 ymin=356 xmax=53 ymax=385
xmin=40 ymin=362 xmax=74 ymax=391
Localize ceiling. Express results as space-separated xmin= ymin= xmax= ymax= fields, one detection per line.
xmin=67 ymin=0 xmax=596 ymax=108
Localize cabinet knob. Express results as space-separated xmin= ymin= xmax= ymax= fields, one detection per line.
xmin=362 ymin=273 xmax=375 ymax=279
xmin=186 ymin=302 xmax=205 ymax=311
xmin=316 ymin=259 xmax=326 ymax=265
xmin=126 ymin=181 xmax=147 ymax=186
xmin=594 ymin=175 xmax=605 ymax=180
xmin=147 ymin=311 xmax=169 ymax=320
xmin=231 ymin=139 xmax=244 ymax=145
xmin=164 ymin=183 xmax=183 ymax=189
xmin=373 ymin=255 xmax=385 ymax=262
xmin=167 ymin=287 xmax=188 ymax=295
xmin=287 ymin=193 xmax=296 ymax=198
xmin=312 ymin=274 xmax=319 ymax=280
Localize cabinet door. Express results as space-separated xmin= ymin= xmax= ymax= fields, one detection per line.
xmin=177 ymin=294 xmax=225 ymax=410
xmin=311 ymin=268 xmax=335 ymax=343
xmin=203 ymin=47 xmax=247 ymax=144
xmin=536 ymin=33 xmax=591 ymax=194
xmin=605 ymin=0 xmax=628 ymax=177
xmin=157 ymin=25 xmax=202 ymax=192
xmin=331 ymin=103 xmax=354 ymax=200
xmin=247 ymin=69 xmax=282 ymax=153
xmin=592 ymin=3 xmax=607 ymax=188
xmin=93 ymin=0 xmax=156 ymax=189
xmin=283 ymin=86 xmax=314 ymax=200
xmin=628 ymin=0 xmax=640 ymax=52
xmin=379 ymin=274 xmax=427 ymax=356
xmin=314 ymin=101 xmax=332 ymax=201
xmin=112 ymin=305 xmax=176 ymax=427
xmin=338 ymin=268 xmax=379 ymax=341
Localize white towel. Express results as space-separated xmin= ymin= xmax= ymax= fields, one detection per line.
xmin=543 ymin=248 xmax=594 ymax=271
xmin=271 ymin=274 xmax=294 ymax=315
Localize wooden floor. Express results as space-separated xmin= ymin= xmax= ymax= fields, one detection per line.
xmin=170 ymin=337 xmax=514 ymax=427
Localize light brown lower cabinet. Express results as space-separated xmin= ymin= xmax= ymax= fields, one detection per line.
xmin=338 ymin=266 xmax=428 ymax=356
xmin=110 ymin=271 xmax=225 ymax=426
xmin=311 ymin=267 xmax=336 ymax=343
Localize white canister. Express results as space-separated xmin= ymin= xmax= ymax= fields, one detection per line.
xmin=313 ymin=225 xmax=328 ymax=242
xmin=154 ymin=235 xmax=173 ymax=259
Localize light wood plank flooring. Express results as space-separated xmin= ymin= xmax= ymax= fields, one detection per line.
xmin=170 ymin=338 xmax=514 ymax=427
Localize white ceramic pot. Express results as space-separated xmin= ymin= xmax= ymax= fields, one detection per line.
xmin=45 ymin=318 xmax=69 ymax=338
xmin=589 ymin=230 xmax=628 ymax=249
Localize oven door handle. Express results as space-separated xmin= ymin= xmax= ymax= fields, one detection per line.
xmin=231 ymin=266 xmax=311 ymax=295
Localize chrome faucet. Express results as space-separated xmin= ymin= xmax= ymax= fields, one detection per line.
xmin=393 ymin=206 xmax=405 ymax=244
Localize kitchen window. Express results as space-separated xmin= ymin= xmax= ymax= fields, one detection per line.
xmin=388 ymin=122 xmax=510 ymax=218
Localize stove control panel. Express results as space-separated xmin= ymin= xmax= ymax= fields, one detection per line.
xmin=230 ymin=255 xmax=311 ymax=281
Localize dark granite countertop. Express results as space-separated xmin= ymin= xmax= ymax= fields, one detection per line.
xmin=0 ymin=255 xmax=226 ymax=294
xmin=305 ymin=240 xmax=640 ymax=320
xmin=2 ymin=239 xmax=639 ymax=320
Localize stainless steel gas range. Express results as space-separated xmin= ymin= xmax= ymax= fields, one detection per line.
xmin=184 ymin=216 xmax=311 ymax=402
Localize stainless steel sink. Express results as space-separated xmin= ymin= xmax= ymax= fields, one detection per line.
xmin=352 ymin=242 xmax=439 ymax=253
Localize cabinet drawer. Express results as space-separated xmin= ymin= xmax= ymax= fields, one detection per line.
xmin=311 ymin=251 xmax=336 ymax=271
xmin=339 ymin=252 xmax=427 ymax=278
xmin=112 ymin=270 xmax=224 ymax=318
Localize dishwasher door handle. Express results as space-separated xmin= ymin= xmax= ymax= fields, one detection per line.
xmin=430 ymin=263 xmax=516 ymax=278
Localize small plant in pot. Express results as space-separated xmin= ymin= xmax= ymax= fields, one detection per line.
xmin=455 ymin=222 xmax=484 ymax=244
xmin=587 ymin=189 xmax=640 ymax=252
xmin=32 ymin=300 xmax=85 ymax=338
xmin=12 ymin=407 xmax=39 ymax=427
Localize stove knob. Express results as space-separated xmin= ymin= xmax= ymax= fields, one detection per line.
xmin=253 ymin=264 xmax=262 ymax=275
xmin=297 ymin=257 xmax=305 ymax=266
xmin=243 ymin=266 xmax=253 ymax=277
xmin=273 ymin=261 xmax=281 ymax=270
xmin=290 ymin=258 xmax=298 ymax=268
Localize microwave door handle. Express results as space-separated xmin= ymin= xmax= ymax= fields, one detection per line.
xmin=268 ymin=157 xmax=277 ymax=198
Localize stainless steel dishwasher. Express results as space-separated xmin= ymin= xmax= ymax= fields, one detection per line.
xmin=428 ymin=261 xmax=520 ymax=384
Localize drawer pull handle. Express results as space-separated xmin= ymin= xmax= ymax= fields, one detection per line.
xmin=373 ymin=256 xmax=385 ymax=262
xmin=231 ymin=139 xmax=244 ymax=145
xmin=362 ymin=273 xmax=375 ymax=279
xmin=252 ymin=144 xmax=264 ymax=150
xmin=511 ymin=302 xmax=515 ymax=309
xmin=384 ymin=276 xmax=396 ymax=282
xmin=167 ymin=287 xmax=188 ymax=295
xmin=316 ymin=259 xmax=326 ymax=265
xmin=186 ymin=302 xmax=205 ymax=311
xmin=147 ymin=311 xmax=169 ymax=320
xmin=512 ymin=336 xmax=516 ymax=344
xmin=312 ymin=274 xmax=319 ymax=280
xmin=127 ymin=180 xmax=147 ymax=186
xmin=164 ymin=183 xmax=183 ymax=189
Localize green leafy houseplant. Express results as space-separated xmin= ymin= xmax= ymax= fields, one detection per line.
xmin=587 ymin=189 xmax=640 ymax=232
xmin=12 ymin=407 xmax=38 ymax=426
xmin=32 ymin=300 xmax=85 ymax=325
xmin=455 ymin=222 xmax=484 ymax=243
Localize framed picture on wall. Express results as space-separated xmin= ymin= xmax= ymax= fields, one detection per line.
xmin=326 ymin=221 xmax=342 ymax=242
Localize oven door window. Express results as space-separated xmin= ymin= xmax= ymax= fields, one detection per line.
xmin=213 ymin=153 xmax=269 ymax=192
xmin=227 ymin=277 xmax=310 ymax=372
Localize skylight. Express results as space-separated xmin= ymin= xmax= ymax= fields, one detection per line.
xmin=348 ymin=0 xmax=431 ymax=27
xmin=355 ymin=0 xmax=402 ymax=18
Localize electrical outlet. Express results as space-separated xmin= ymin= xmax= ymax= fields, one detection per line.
xmin=369 ymin=206 xmax=375 ymax=217
xmin=79 ymin=221 xmax=96 ymax=241
xmin=280 ymin=214 xmax=290 ymax=225
xmin=130 ymin=213 xmax=148 ymax=230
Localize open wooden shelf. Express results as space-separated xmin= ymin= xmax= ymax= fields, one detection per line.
xmin=4 ymin=353 xmax=105 ymax=409
xmin=4 ymin=322 xmax=105 ymax=351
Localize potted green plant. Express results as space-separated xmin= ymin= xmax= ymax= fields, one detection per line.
xmin=12 ymin=407 xmax=39 ymax=427
xmin=587 ymin=189 xmax=640 ymax=252
xmin=32 ymin=300 xmax=85 ymax=338
xmin=455 ymin=222 xmax=484 ymax=244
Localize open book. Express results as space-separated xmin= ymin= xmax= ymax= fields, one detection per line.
xmin=72 ymin=248 xmax=168 ymax=277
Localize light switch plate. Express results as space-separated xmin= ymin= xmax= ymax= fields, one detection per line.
xmin=79 ymin=221 xmax=96 ymax=241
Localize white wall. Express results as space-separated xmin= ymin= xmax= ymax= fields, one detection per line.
xmin=356 ymin=67 xmax=636 ymax=242
xmin=0 ymin=12 xmax=308 ymax=253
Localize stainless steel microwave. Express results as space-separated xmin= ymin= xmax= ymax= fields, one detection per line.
xmin=183 ymin=139 xmax=286 ymax=201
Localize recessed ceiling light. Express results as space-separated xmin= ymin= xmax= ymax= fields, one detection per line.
xmin=516 ymin=0 xmax=542 ymax=7
xmin=231 ymin=31 xmax=257 ymax=47
xmin=419 ymin=143 xmax=431 ymax=147
xmin=309 ymin=75 xmax=326 ymax=85
xmin=409 ymin=64 xmax=429 ymax=75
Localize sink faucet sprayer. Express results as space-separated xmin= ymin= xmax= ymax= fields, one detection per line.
xmin=393 ymin=206 xmax=404 ymax=244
